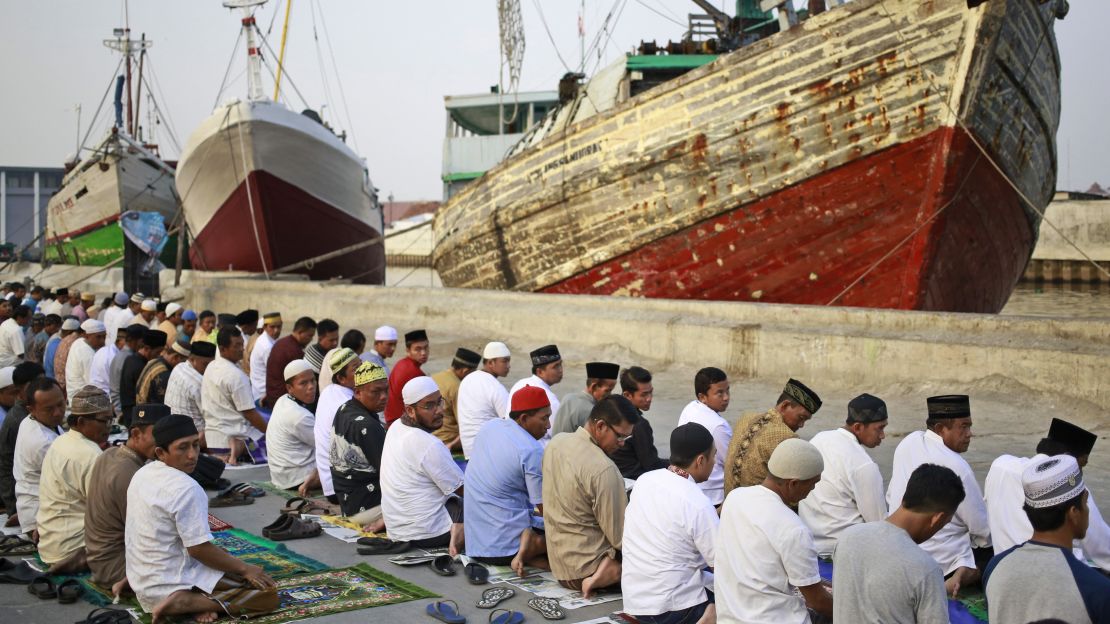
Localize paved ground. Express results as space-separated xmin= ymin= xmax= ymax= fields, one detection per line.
xmin=3 ymin=333 xmax=1106 ymax=622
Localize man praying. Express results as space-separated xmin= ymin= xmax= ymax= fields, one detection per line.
xmin=361 ymin=325 xmax=397 ymax=376
xmin=610 ymin=366 xmax=667 ymax=480
xmin=202 ymin=326 xmax=267 ymax=464
xmin=677 ymin=367 xmax=734 ymax=506
xmin=331 ymin=361 xmax=390 ymax=532
xmin=314 ymin=347 xmax=360 ymax=502
xmin=430 ymin=347 xmax=482 ymax=451
xmin=267 ymin=359 xmax=320 ymax=495
xmin=551 ymin=361 xmax=620 ymax=436
xmin=383 ymin=329 xmax=430 ymax=427
xmin=726 ymin=377 xmax=822 ymax=494
xmin=457 ymin=341 xmax=512 ymax=459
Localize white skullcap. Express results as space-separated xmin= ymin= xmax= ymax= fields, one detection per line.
xmin=166 ymin=302 xmax=183 ymax=316
xmin=61 ymin=318 xmax=80 ymax=331
xmin=374 ymin=325 xmax=398 ymax=341
xmin=483 ymin=341 xmax=511 ymax=359
xmin=0 ymin=366 xmax=14 ymax=389
xmin=81 ymin=319 xmax=106 ymax=334
xmin=114 ymin=292 xmax=129 ymax=306
xmin=402 ymin=376 xmax=440 ymax=405
xmin=1023 ymin=455 xmax=1085 ymax=509
xmin=141 ymin=299 xmax=157 ymax=312
xmin=283 ymin=358 xmax=314 ymax=382
xmin=767 ymin=438 xmax=824 ymax=480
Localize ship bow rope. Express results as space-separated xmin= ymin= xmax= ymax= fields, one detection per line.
xmin=498 ymin=0 xmax=526 ymax=125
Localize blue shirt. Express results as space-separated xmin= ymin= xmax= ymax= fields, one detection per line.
xmin=43 ymin=334 xmax=62 ymax=378
xmin=463 ymin=417 xmax=544 ymax=557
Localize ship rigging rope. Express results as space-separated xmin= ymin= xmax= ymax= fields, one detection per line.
xmin=78 ymin=56 xmax=126 ymax=154
xmin=830 ymin=0 xmax=1109 ymax=306
xmin=214 ymin=28 xmax=245 ymax=110
xmin=235 ymin=119 xmax=271 ymax=279
xmin=499 ymin=0 xmax=526 ymax=126
xmin=312 ymin=0 xmax=361 ymax=153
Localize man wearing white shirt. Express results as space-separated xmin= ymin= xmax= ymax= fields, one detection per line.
xmin=886 ymin=394 xmax=991 ymax=596
xmin=165 ymin=341 xmax=216 ymax=441
xmin=313 ymin=348 xmax=359 ymax=500
xmin=66 ymin=320 xmax=107 ymax=405
xmin=13 ymin=377 xmax=66 ymax=535
xmin=623 ymin=423 xmax=719 ymax=624
xmin=361 ymin=325 xmax=397 ymax=376
xmin=102 ymin=292 xmax=129 ymax=345
xmin=88 ymin=332 xmax=119 ymax=395
xmin=800 ymin=393 xmax=889 ymax=556
xmin=984 ymin=417 xmax=1108 ymax=570
xmin=248 ymin=312 xmax=281 ymax=405
xmin=0 ymin=304 xmax=30 ymax=367
xmin=201 ymin=327 xmax=267 ymax=463
xmin=676 ymin=367 xmax=733 ymax=506
xmin=457 ymin=341 xmax=512 ymax=458
xmin=381 ymin=376 xmax=465 ymax=554
xmin=717 ymin=438 xmax=832 ymax=623
xmin=506 ymin=345 xmax=562 ymax=432
xmin=268 ymin=360 xmax=319 ymax=494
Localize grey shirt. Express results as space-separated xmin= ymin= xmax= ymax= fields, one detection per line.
xmin=985 ymin=541 xmax=1110 ymax=624
xmin=832 ymin=521 xmax=949 ymax=624
xmin=551 ymin=391 xmax=596 ymax=437
xmin=108 ymin=346 xmax=134 ymax=415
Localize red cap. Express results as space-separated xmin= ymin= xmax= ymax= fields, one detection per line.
xmin=512 ymin=385 xmax=550 ymax=412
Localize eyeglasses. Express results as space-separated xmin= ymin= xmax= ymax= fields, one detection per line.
xmin=606 ymin=422 xmax=634 ymax=443
xmin=415 ymin=397 xmax=446 ymax=412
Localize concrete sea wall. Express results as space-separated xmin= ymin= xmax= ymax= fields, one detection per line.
xmin=183 ymin=274 xmax=1109 ymax=409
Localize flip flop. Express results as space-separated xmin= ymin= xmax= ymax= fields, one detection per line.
xmin=426 ymin=600 xmax=467 ymax=624
xmin=388 ymin=554 xmax=438 ymax=566
xmin=27 ymin=575 xmax=57 ymax=599
xmin=357 ymin=539 xmax=411 ymax=556
xmin=357 ymin=536 xmax=392 ymax=547
xmin=280 ymin=497 xmax=311 ymax=516
xmin=57 ymin=578 xmax=84 ymax=604
xmin=489 ymin=609 xmax=524 ymax=624
xmin=76 ymin=608 xmax=132 ymax=624
xmin=229 ymin=483 xmax=266 ymax=498
xmin=465 ymin=562 xmax=490 ymax=585
xmin=527 ymin=597 xmax=565 ymax=620
xmin=431 ymin=554 xmax=457 ymax=576
xmin=0 ymin=557 xmax=38 ymax=584
xmin=209 ymin=489 xmax=255 ymax=508
xmin=476 ymin=586 xmax=515 ymax=609
xmin=0 ymin=535 xmax=37 ymax=556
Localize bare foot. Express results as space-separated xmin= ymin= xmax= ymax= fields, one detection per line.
xmin=151 ymin=589 xmax=222 ymax=624
xmin=194 ymin=612 xmax=219 ymax=623
xmin=111 ymin=577 xmax=131 ymax=600
xmin=3 ymin=513 xmax=17 ymax=527
xmin=448 ymin=523 xmax=464 ymax=558
xmin=361 ymin=519 xmax=385 ymax=534
xmin=510 ymin=552 xmax=525 ymax=578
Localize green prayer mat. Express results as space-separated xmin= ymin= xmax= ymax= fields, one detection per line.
xmin=128 ymin=564 xmax=437 ymax=624
xmin=251 ymin=481 xmax=324 ymax=500
xmin=35 ymin=529 xmax=329 ymax=608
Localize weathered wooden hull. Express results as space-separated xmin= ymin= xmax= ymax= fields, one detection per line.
xmin=432 ymin=0 xmax=1060 ymax=313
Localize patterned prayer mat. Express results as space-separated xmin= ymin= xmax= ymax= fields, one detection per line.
xmin=818 ymin=559 xmax=987 ymax=623
xmin=212 ymin=529 xmax=329 ymax=578
xmin=319 ymin=514 xmax=386 ymax=539
xmin=208 ymin=513 xmax=234 ymax=531
xmin=251 ymin=481 xmax=324 ymax=500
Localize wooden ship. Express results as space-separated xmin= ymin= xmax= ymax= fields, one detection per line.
xmin=432 ymin=0 xmax=1065 ymax=313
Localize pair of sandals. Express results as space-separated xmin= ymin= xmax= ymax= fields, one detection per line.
xmin=356 ymin=536 xmax=411 ymax=556
xmin=27 ymin=576 xmax=83 ymax=603
xmin=210 ymin=483 xmax=265 ymax=508
xmin=427 ymin=599 xmax=524 ymax=624
xmin=261 ymin=514 xmax=322 ymax=541
xmin=432 ymin=555 xmax=488 ymax=583
xmin=279 ymin=496 xmax=337 ymax=517
xmin=0 ymin=556 xmax=37 ymax=583
xmin=0 ymin=535 xmax=36 ymax=556
xmin=75 ymin=608 xmax=130 ymax=624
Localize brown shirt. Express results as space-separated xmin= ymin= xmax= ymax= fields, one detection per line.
xmin=241 ymin=332 xmax=259 ymax=375
xmin=53 ymin=333 xmax=80 ymax=396
xmin=724 ymin=408 xmax=797 ymax=494
xmin=541 ymin=427 xmax=626 ymax=581
xmin=431 ymin=369 xmax=462 ymax=446
xmin=84 ymin=444 xmax=145 ymax=587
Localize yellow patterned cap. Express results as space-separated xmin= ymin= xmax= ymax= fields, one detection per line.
xmin=354 ymin=361 xmax=387 ymax=386
xmin=329 ymin=348 xmax=359 ymax=375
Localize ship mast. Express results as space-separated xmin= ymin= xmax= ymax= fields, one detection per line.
xmin=273 ymin=0 xmax=292 ymax=101
xmin=224 ymin=0 xmax=269 ymax=102
xmin=103 ymin=1 xmax=152 ymax=135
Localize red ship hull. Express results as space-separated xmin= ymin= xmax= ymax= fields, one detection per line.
xmin=543 ymin=127 xmax=1033 ymax=313
xmin=189 ymin=170 xmax=386 ymax=285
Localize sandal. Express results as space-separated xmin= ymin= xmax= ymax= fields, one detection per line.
xmin=267 ymin=517 xmax=322 ymax=541
xmin=0 ymin=557 xmax=38 ymax=584
xmin=210 ymin=489 xmax=255 ymax=508
xmin=261 ymin=514 xmax=293 ymax=538
xmin=388 ymin=554 xmax=438 ymax=566
xmin=58 ymin=578 xmax=84 ymax=604
xmin=476 ymin=586 xmax=515 ymax=609
xmin=426 ymin=599 xmax=467 ymax=624
xmin=489 ymin=610 xmax=524 ymax=624
xmin=27 ymin=575 xmax=57 ymax=599
xmin=357 ymin=539 xmax=411 ymax=556
xmin=527 ymin=597 xmax=565 ymax=620
xmin=465 ymin=562 xmax=489 ymax=585
xmin=229 ymin=483 xmax=266 ymax=498
xmin=76 ymin=608 xmax=132 ymax=624
xmin=0 ymin=535 xmax=37 ymax=556
xmin=357 ymin=536 xmax=392 ymax=547
xmin=431 ymin=554 xmax=457 ymax=576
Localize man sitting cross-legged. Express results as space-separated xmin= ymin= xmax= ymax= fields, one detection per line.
xmin=126 ymin=415 xmax=278 ymax=623
xmin=543 ymin=395 xmax=640 ymax=598
xmin=465 ymin=385 xmax=551 ymax=576
xmin=622 ymin=422 xmax=720 ymax=624
xmin=331 ymin=361 xmax=390 ymax=533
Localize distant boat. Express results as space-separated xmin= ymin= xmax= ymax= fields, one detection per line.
xmin=45 ymin=26 xmax=177 ymax=267
xmin=433 ymin=0 xmax=1064 ymax=313
xmin=175 ymin=0 xmax=384 ymax=284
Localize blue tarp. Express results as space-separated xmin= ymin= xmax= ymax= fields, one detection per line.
xmin=120 ymin=210 xmax=168 ymax=257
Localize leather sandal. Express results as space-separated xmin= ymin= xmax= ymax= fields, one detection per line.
xmin=266 ymin=517 xmax=322 ymax=541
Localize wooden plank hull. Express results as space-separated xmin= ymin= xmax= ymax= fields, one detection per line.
xmin=432 ymin=0 xmax=1061 ymax=313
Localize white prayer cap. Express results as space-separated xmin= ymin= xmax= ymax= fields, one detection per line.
xmin=483 ymin=341 xmax=511 ymax=359
xmin=1023 ymin=455 xmax=1085 ymax=509
xmin=61 ymin=318 xmax=80 ymax=331
xmin=402 ymin=376 xmax=440 ymax=405
xmin=81 ymin=319 xmax=106 ymax=334
xmin=114 ymin=292 xmax=129 ymax=306
xmin=374 ymin=326 xmax=398 ymax=341
xmin=283 ymin=358 xmax=314 ymax=382
xmin=0 ymin=367 xmax=14 ymax=389
xmin=767 ymin=438 xmax=824 ymax=480
xmin=166 ymin=302 xmax=183 ymax=316
xmin=141 ymin=299 xmax=157 ymax=312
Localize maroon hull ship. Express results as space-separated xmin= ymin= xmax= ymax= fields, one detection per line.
xmin=432 ymin=0 xmax=1062 ymax=313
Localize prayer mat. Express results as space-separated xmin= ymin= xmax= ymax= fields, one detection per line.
xmin=208 ymin=513 xmax=234 ymax=531
xmin=212 ymin=529 xmax=329 ymax=578
xmin=128 ymin=564 xmax=437 ymax=624
xmin=251 ymin=481 xmax=324 ymax=500
xmin=319 ymin=514 xmax=385 ymax=539
xmin=817 ymin=559 xmax=987 ymax=623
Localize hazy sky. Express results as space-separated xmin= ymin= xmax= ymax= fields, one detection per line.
xmin=1 ymin=0 xmax=1106 ymax=199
